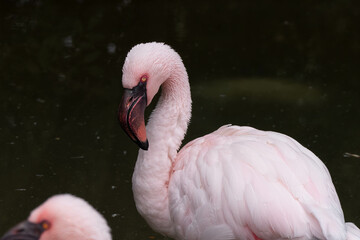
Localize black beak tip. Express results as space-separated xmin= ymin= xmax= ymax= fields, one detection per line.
xmin=139 ymin=139 xmax=149 ymax=150
xmin=1 ymin=220 xmax=43 ymax=240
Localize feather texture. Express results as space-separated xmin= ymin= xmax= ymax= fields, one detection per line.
xmin=121 ymin=42 xmax=360 ymax=240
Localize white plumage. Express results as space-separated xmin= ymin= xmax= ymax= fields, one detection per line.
xmin=1 ymin=194 xmax=111 ymax=240
xmin=118 ymin=42 xmax=360 ymax=240
xmin=170 ymin=126 xmax=344 ymax=239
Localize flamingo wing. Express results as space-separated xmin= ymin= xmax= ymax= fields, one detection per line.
xmin=169 ymin=125 xmax=346 ymax=240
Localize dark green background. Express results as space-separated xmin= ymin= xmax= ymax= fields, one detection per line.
xmin=0 ymin=1 xmax=359 ymax=239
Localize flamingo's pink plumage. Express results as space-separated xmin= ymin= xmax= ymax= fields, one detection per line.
xmin=119 ymin=42 xmax=360 ymax=240
xmin=1 ymin=194 xmax=111 ymax=240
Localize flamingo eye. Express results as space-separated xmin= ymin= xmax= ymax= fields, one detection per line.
xmin=41 ymin=220 xmax=51 ymax=230
xmin=140 ymin=75 xmax=148 ymax=83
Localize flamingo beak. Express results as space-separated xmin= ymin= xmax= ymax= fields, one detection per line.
xmin=1 ymin=220 xmax=44 ymax=240
xmin=118 ymin=83 xmax=149 ymax=150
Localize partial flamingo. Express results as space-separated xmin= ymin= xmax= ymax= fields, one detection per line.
xmin=1 ymin=194 xmax=111 ymax=240
xmin=118 ymin=42 xmax=360 ymax=240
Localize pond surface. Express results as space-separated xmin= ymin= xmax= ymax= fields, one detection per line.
xmin=0 ymin=1 xmax=359 ymax=239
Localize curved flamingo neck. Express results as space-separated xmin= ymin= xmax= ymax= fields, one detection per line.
xmin=132 ymin=59 xmax=191 ymax=236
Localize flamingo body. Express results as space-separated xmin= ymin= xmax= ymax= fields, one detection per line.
xmin=170 ymin=126 xmax=343 ymax=239
xmin=118 ymin=42 xmax=360 ymax=240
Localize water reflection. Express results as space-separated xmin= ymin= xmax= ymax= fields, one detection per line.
xmin=0 ymin=0 xmax=359 ymax=239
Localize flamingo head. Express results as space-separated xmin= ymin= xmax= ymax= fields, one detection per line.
xmin=118 ymin=42 xmax=177 ymax=150
xmin=1 ymin=194 xmax=111 ymax=240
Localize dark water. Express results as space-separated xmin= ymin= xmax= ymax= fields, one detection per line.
xmin=0 ymin=1 xmax=359 ymax=239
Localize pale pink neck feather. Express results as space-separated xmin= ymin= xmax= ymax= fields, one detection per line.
xmin=132 ymin=61 xmax=191 ymax=236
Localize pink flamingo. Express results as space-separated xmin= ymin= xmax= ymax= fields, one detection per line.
xmin=1 ymin=194 xmax=111 ymax=240
xmin=118 ymin=42 xmax=360 ymax=240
